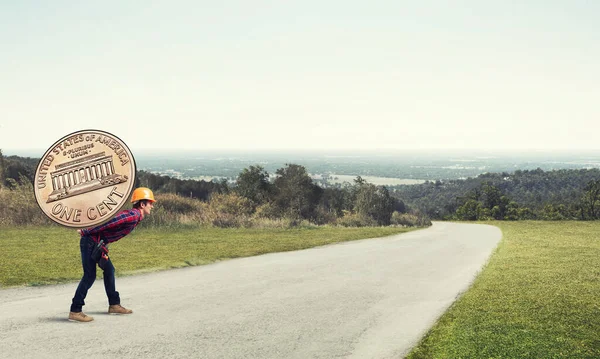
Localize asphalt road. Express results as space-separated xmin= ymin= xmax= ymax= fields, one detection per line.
xmin=0 ymin=222 xmax=501 ymax=359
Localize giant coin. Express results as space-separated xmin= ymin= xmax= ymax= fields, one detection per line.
xmin=34 ymin=130 xmax=136 ymax=228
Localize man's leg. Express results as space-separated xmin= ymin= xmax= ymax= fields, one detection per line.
xmin=102 ymin=258 xmax=120 ymax=306
xmin=69 ymin=237 xmax=97 ymax=321
xmin=103 ymin=259 xmax=133 ymax=314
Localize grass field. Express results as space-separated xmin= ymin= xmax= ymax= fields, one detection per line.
xmin=407 ymin=221 xmax=600 ymax=359
xmin=0 ymin=225 xmax=413 ymax=287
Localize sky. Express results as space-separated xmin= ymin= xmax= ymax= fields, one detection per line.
xmin=1 ymin=1 xmax=599 ymax=156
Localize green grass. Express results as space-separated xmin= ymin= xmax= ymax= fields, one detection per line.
xmin=407 ymin=221 xmax=600 ymax=359
xmin=0 ymin=225 xmax=414 ymax=287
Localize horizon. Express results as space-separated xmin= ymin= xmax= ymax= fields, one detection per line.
xmin=4 ymin=147 xmax=600 ymax=160
xmin=3 ymin=145 xmax=600 ymax=184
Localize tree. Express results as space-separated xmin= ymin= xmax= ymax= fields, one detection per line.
xmin=273 ymin=164 xmax=322 ymax=220
xmin=504 ymin=201 xmax=521 ymax=220
xmin=235 ymin=165 xmax=271 ymax=206
xmin=393 ymin=198 xmax=407 ymax=213
xmin=581 ymin=179 xmax=600 ymax=220
xmin=482 ymin=183 xmax=502 ymax=210
xmin=354 ymin=183 xmax=395 ymax=225
xmin=343 ymin=176 xmax=367 ymax=212
xmin=541 ymin=204 xmax=566 ymax=220
xmin=2 ymin=156 xmax=35 ymax=186
xmin=481 ymin=183 xmax=511 ymax=219
xmin=319 ymin=187 xmax=347 ymax=217
xmin=456 ymin=199 xmax=481 ymax=220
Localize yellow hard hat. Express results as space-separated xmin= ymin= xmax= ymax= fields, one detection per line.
xmin=131 ymin=187 xmax=156 ymax=203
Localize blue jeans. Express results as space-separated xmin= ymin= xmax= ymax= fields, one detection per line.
xmin=70 ymin=236 xmax=120 ymax=312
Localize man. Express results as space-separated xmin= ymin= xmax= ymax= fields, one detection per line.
xmin=68 ymin=187 xmax=156 ymax=323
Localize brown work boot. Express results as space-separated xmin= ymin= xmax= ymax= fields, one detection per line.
xmin=108 ymin=304 xmax=133 ymax=314
xmin=68 ymin=311 xmax=94 ymax=322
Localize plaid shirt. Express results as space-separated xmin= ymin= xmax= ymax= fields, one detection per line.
xmin=81 ymin=209 xmax=143 ymax=243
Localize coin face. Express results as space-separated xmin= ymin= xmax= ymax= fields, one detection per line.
xmin=34 ymin=130 xmax=136 ymax=228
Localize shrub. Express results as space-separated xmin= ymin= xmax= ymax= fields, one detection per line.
xmin=311 ymin=205 xmax=339 ymax=225
xmin=155 ymin=193 xmax=204 ymax=214
xmin=249 ymin=217 xmax=292 ymax=229
xmin=254 ymin=202 xmax=280 ymax=219
xmin=141 ymin=193 xmax=206 ymax=228
xmin=540 ymin=204 xmax=567 ymax=220
xmin=390 ymin=211 xmax=432 ymax=227
xmin=204 ymin=193 xmax=254 ymax=228
xmin=0 ymin=177 xmax=50 ymax=226
xmin=141 ymin=205 xmax=197 ymax=228
xmin=337 ymin=212 xmax=378 ymax=227
xmin=0 ymin=183 xmax=431 ymax=229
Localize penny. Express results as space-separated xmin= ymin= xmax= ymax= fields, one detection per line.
xmin=34 ymin=130 xmax=136 ymax=228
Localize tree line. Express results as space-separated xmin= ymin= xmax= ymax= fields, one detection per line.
xmin=4 ymin=150 xmax=599 ymax=223
xmin=391 ymin=168 xmax=600 ymax=220
xmin=137 ymin=164 xmax=409 ymax=226
xmin=0 ymin=152 xmax=421 ymax=227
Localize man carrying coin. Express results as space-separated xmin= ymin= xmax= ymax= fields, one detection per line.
xmin=68 ymin=187 xmax=156 ymax=323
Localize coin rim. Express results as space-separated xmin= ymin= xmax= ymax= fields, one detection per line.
xmin=33 ymin=129 xmax=137 ymax=229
